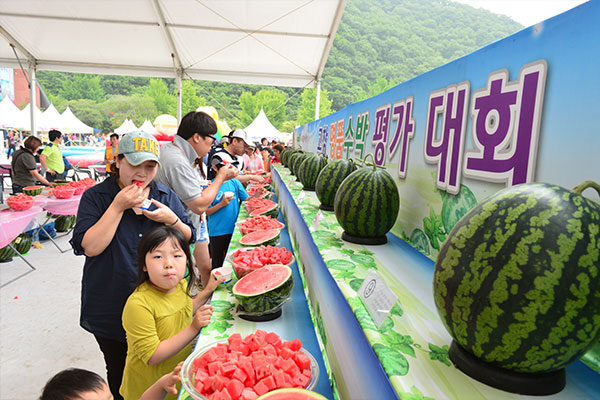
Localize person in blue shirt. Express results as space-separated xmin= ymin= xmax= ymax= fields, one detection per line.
xmin=70 ymin=131 xmax=194 ymax=400
xmin=206 ymin=173 xmax=265 ymax=269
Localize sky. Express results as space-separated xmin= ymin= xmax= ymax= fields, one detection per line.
xmin=452 ymin=0 xmax=589 ymax=26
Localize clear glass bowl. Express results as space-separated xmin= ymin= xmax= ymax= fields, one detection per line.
xmin=226 ymin=248 xmax=295 ymax=279
xmin=181 ymin=338 xmax=319 ymax=400
xmin=236 ymin=218 xmax=285 ymax=236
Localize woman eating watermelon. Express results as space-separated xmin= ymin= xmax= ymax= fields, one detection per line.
xmin=70 ymin=131 xmax=195 ymax=400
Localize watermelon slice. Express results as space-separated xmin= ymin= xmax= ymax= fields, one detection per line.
xmin=240 ymin=229 xmax=280 ymax=246
xmin=249 ymin=203 xmax=279 ymax=218
xmin=256 ymin=388 xmax=327 ymax=399
xmin=232 ymin=265 xmax=293 ymax=313
xmin=23 ymin=186 xmax=43 ymax=196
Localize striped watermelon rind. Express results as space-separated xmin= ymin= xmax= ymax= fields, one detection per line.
xmin=434 ymin=181 xmax=600 ymax=374
xmin=291 ymin=152 xmax=310 ymax=177
xmin=239 ymin=229 xmax=281 ymax=246
xmin=298 ymin=154 xmax=327 ymax=191
xmin=232 ymin=264 xmax=294 ymax=313
xmin=334 ymin=155 xmax=400 ymax=244
xmin=315 ymin=158 xmax=358 ymax=211
xmin=256 ymin=388 xmax=327 ymax=399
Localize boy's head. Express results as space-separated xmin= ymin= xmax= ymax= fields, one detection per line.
xmin=40 ymin=369 xmax=112 ymax=400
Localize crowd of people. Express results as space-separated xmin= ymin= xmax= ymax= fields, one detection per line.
xmin=6 ymin=112 xmax=287 ymax=400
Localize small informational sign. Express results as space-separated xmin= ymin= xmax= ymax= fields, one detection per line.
xmin=297 ymin=191 xmax=306 ymax=204
xmin=358 ymin=271 xmax=398 ymax=329
xmin=312 ymin=209 xmax=324 ymax=230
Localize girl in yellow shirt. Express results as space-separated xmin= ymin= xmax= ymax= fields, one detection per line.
xmin=120 ymin=226 xmax=223 ymax=400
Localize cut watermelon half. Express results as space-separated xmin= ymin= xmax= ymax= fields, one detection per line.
xmin=256 ymin=388 xmax=328 ymax=400
xmin=250 ymin=203 xmax=279 ymax=218
xmin=232 ymin=264 xmax=293 ymax=313
xmin=239 ymin=229 xmax=280 ymax=246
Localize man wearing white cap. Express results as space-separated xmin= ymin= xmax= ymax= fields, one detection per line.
xmin=207 ymin=129 xmax=264 ymax=185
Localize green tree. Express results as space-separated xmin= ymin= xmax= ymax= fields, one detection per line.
xmin=181 ymin=80 xmax=208 ymax=115
xmin=66 ymin=99 xmax=107 ymax=131
xmin=145 ymin=78 xmax=176 ymax=115
xmin=237 ymin=88 xmax=287 ymax=128
xmin=59 ymin=74 xmax=104 ymax=102
xmin=296 ymin=88 xmax=333 ymax=126
xmin=103 ymin=94 xmax=158 ymax=132
xmin=356 ymin=76 xmax=397 ymax=101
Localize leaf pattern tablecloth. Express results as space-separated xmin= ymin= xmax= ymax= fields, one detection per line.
xmin=273 ymin=164 xmax=599 ymax=400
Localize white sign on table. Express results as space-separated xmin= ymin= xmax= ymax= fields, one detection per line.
xmin=297 ymin=191 xmax=306 ymax=204
xmin=312 ymin=209 xmax=324 ymax=231
xmin=358 ymin=271 xmax=398 ymax=329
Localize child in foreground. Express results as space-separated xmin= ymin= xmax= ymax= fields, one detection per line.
xmin=40 ymin=363 xmax=182 ymax=400
xmin=120 ymin=226 xmax=223 ymax=400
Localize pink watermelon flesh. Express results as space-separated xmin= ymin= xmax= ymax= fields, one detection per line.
xmin=256 ymin=388 xmax=327 ymax=400
xmin=240 ymin=229 xmax=280 ymax=246
xmin=233 ymin=265 xmax=291 ymax=296
xmin=250 ymin=204 xmax=278 ymax=217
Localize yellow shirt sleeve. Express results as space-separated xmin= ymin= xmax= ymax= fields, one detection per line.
xmin=122 ymin=291 xmax=161 ymax=365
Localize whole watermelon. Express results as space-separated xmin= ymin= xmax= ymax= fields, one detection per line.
xmin=12 ymin=233 xmax=32 ymax=254
xmin=284 ymin=149 xmax=302 ymax=170
xmin=334 ymin=155 xmax=400 ymax=245
xmin=298 ymin=154 xmax=327 ymax=191
xmin=315 ymin=159 xmax=358 ymax=211
xmin=55 ymin=215 xmax=76 ymax=232
xmin=291 ymin=152 xmax=310 ymax=178
xmin=434 ymin=181 xmax=600 ymax=375
xmin=280 ymin=148 xmax=292 ymax=167
xmin=0 ymin=244 xmax=15 ymax=262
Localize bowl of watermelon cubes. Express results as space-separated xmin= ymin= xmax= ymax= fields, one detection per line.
xmin=236 ymin=215 xmax=285 ymax=236
xmin=181 ymin=331 xmax=318 ymax=400
xmin=227 ymin=246 xmax=295 ymax=279
xmin=6 ymin=194 xmax=35 ymax=211
xmin=67 ymin=178 xmax=96 ymax=195
xmin=52 ymin=186 xmax=77 ymax=199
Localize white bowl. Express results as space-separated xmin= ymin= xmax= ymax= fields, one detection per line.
xmin=212 ymin=266 xmax=232 ymax=283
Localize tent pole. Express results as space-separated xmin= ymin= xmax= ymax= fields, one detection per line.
xmin=176 ymin=72 xmax=182 ymax=123
xmin=29 ymin=63 xmax=37 ymax=135
xmin=314 ymin=79 xmax=321 ymax=121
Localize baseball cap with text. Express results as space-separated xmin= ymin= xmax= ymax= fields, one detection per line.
xmin=117 ymin=130 xmax=161 ymax=166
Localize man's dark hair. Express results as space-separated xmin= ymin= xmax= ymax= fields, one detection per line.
xmin=109 ymin=133 xmax=119 ymax=140
xmin=39 ymin=368 xmax=105 ymax=400
xmin=48 ymin=130 xmax=62 ymax=142
xmin=177 ymin=111 xmax=217 ymax=140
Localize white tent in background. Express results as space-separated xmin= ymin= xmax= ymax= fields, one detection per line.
xmin=40 ymin=104 xmax=64 ymax=131
xmin=0 ymin=96 xmax=26 ymax=129
xmin=114 ymin=118 xmax=138 ymax=135
xmin=61 ymin=106 xmax=94 ymax=134
xmin=139 ymin=119 xmax=155 ymax=135
xmin=243 ymin=109 xmax=283 ymax=144
xmin=19 ymin=104 xmax=44 ymax=132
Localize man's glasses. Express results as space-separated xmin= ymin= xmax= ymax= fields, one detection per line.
xmin=207 ymin=135 xmax=217 ymax=144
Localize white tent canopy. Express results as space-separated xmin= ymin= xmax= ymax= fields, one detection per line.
xmin=139 ymin=119 xmax=155 ymax=135
xmin=114 ymin=118 xmax=138 ymax=135
xmin=40 ymin=103 xmax=64 ymax=131
xmin=0 ymin=0 xmax=346 ymax=89
xmin=0 ymin=96 xmax=25 ymax=129
xmin=61 ymin=106 xmax=94 ymax=134
xmin=19 ymin=103 xmax=43 ymax=131
xmin=244 ymin=108 xmax=283 ymax=144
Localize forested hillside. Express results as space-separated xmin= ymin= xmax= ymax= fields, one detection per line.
xmin=35 ymin=0 xmax=522 ymax=133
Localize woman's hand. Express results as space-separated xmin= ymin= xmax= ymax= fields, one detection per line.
xmin=113 ymin=184 xmax=145 ymax=212
xmin=192 ymin=305 xmax=213 ymax=331
xmin=142 ymin=199 xmax=178 ymax=225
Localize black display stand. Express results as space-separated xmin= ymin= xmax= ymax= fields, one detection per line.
xmin=341 ymin=231 xmax=388 ymax=245
xmin=237 ymin=306 xmax=282 ymax=322
xmin=449 ymin=341 xmax=566 ymax=396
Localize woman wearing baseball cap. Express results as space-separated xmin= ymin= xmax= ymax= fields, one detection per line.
xmin=70 ymin=131 xmax=196 ymax=400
